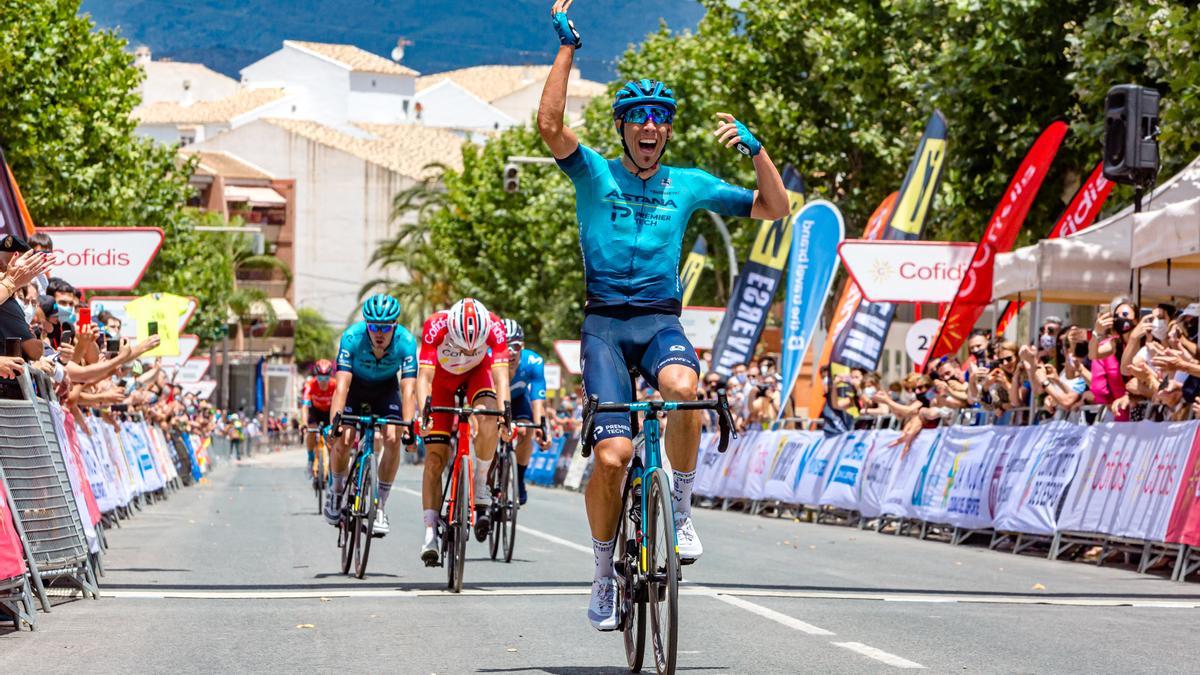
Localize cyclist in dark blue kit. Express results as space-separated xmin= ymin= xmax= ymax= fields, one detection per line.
xmin=538 ymin=0 xmax=790 ymax=630
xmin=502 ymin=318 xmax=552 ymax=505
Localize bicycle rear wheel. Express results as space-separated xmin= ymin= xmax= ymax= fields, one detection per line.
xmin=620 ymin=478 xmax=646 ymax=673
xmin=314 ymin=440 xmax=326 ymax=515
xmin=488 ymin=452 xmax=503 ymax=560
xmin=354 ymin=451 xmax=378 ymax=579
xmin=646 ymin=469 xmax=679 ymax=675
xmin=501 ymin=450 xmax=519 ymax=563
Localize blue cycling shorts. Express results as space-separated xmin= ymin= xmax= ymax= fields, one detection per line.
xmin=512 ymin=392 xmax=534 ymax=422
xmin=344 ymin=377 xmax=402 ymax=418
xmin=580 ymin=309 xmax=700 ymax=442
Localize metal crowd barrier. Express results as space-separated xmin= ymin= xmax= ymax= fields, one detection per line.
xmin=0 ymin=369 xmax=98 ymax=615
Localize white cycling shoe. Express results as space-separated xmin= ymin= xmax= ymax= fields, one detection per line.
xmin=371 ymin=509 xmax=389 ymax=538
xmin=323 ymin=489 xmax=340 ymax=527
xmin=588 ymin=576 xmax=619 ymax=631
xmin=675 ymin=515 xmax=703 ymax=564
xmin=420 ymin=527 xmax=440 ymax=567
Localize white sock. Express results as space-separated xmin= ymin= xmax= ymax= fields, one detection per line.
xmin=592 ymin=536 xmax=615 ymax=579
xmin=474 ymin=458 xmax=492 ymax=505
xmin=423 ymin=509 xmax=438 ymax=528
xmin=378 ymin=481 xmax=392 ymax=509
xmin=332 ymin=471 xmax=348 ymax=495
xmin=672 ymin=469 xmax=695 ymax=519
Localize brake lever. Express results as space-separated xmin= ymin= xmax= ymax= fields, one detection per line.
xmin=581 ymin=394 xmax=599 ymax=458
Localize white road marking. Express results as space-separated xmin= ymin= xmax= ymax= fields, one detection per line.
xmin=833 ymin=642 xmax=926 ymax=669
xmin=515 ymin=525 xmax=595 ymax=555
xmin=707 ymin=592 xmax=835 ymax=635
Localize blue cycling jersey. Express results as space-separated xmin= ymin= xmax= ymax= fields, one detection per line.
xmin=336 ymin=321 xmax=418 ymax=383
xmin=557 ymin=144 xmax=755 ymax=314
xmin=510 ymin=348 xmax=547 ymax=402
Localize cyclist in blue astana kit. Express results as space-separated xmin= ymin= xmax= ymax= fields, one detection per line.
xmin=538 ymin=0 xmax=790 ymax=631
xmin=324 ymin=294 xmax=419 ymax=539
xmin=502 ymin=318 xmax=552 ymax=505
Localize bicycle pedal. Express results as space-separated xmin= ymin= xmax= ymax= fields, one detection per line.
xmin=680 ymin=556 xmax=698 ymax=566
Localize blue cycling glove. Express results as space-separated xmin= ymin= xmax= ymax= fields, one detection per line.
xmin=733 ymin=120 xmax=763 ymax=157
xmin=553 ymin=12 xmax=582 ymax=49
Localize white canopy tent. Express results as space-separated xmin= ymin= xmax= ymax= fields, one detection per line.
xmin=994 ymin=154 xmax=1200 ymax=305
xmin=1130 ymin=155 xmax=1200 ymax=269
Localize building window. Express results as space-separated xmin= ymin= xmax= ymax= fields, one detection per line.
xmin=179 ymin=132 xmax=195 ymax=146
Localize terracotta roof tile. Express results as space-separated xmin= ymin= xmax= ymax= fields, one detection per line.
xmin=180 ymin=150 xmax=274 ymax=180
xmin=417 ymin=65 xmax=605 ymax=102
xmin=134 ymin=88 xmax=287 ymax=124
xmin=264 ymin=118 xmax=464 ymax=180
xmin=285 ymin=41 xmax=419 ymax=77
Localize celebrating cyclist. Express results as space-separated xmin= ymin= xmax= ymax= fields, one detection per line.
xmin=502 ymin=318 xmax=551 ymax=505
xmin=324 ymin=294 xmax=419 ymax=539
xmin=538 ymin=0 xmax=790 ymax=630
xmin=416 ymin=298 xmax=512 ymax=565
xmin=301 ymin=359 xmax=336 ymax=477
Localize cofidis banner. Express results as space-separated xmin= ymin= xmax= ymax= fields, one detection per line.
xmin=709 ymin=165 xmax=806 ymax=377
xmin=829 ymin=111 xmax=947 ymax=373
xmin=924 ymin=121 xmax=1068 ymax=368
xmin=779 ymin=200 xmax=844 ymax=410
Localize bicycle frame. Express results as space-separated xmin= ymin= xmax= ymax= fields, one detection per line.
xmin=441 ymin=412 xmax=475 ymax=531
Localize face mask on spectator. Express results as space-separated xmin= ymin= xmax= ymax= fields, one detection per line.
xmin=1114 ymin=317 xmax=1135 ymax=335
xmin=1152 ymin=318 xmax=1168 ymax=341
xmin=22 ymin=302 xmax=35 ymax=325
xmin=970 ymin=349 xmax=987 ymax=362
xmin=862 ymin=386 xmax=877 ymax=400
xmin=56 ymin=303 xmax=76 ymax=324
xmin=1038 ymin=334 xmax=1056 ymax=350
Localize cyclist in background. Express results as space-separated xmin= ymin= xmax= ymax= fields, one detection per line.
xmin=416 ymin=298 xmax=511 ymax=565
xmin=324 ymin=294 xmax=419 ymax=538
xmin=538 ymin=0 xmax=789 ymax=630
xmin=301 ymin=359 xmax=336 ymax=476
xmin=503 ymin=318 xmax=551 ymax=505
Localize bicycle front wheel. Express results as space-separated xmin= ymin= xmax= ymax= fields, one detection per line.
xmin=448 ymin=457 xmax=470 ymax=593
xmin=354 ymin=451 xmax=378 ymax=579
xmin=339 ymin=486 xmax=356 ymax=575
xmin=646 ymin=469 xmax=679 ymax=675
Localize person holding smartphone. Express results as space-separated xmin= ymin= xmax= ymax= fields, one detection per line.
xmin=0 ymin=240 xmax=52 ymax=360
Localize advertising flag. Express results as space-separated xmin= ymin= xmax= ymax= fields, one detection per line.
xmin=923 ymin=121 xmax=1068 ymax=368
xmin=994 ymin=161 xmax=1114 ymax=334
xmin=679 ymin=235 xmax=709 ymax=307
xmin=709 ymin=166 xmax=806 ymax=377
xmin=779 ymin=200 xmax=845 ymax=411
xmin=809 ymin=192 xmax=896 ymax=417
xmin=828 ymin=111 xmax=948 ymax=373
xmin=0 ymin=147 xmax=34 ymax=242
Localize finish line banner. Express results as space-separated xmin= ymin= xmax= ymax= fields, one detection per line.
xmin=709 ymin=165 xmax=806 ymax=377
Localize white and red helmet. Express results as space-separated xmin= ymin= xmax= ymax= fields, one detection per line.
xmin=446 ymin=298 xmax=492 ymax=351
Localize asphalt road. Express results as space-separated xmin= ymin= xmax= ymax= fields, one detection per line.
xmin=5 ymin=446 xmax=1200 ymax=673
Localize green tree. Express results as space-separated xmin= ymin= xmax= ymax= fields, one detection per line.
xmin=0 ymin=1 xmax=234 ymax=342
xmin=294 ymin=307 xmax=338 ymax=367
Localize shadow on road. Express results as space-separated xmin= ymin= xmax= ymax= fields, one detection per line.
xmin=694 ymin=581 xmax=1200 ymax=600
xmin=475 ymin=662 xmax=720 ymax=667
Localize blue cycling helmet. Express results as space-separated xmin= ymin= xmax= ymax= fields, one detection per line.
xmin=612 ymin=79 xmax=676 ymax=120
xmin=362 ymin=294 xmax=401 ymax=323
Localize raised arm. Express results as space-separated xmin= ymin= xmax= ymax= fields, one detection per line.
xmin=712 ymin=113 xmax=788 ymax=220
xmin=537 ymin=0 xmax=581 ymax=159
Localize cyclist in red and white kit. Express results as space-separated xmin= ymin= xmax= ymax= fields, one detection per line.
xmin=415 ymin=298 xmax=511 ymax=565
xmin=301 ymin=359 xmax=336 ymax=477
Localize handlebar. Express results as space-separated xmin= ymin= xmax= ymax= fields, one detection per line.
xmin=339 ymin=413 xmax=413 ymax=430
xmin=511 ymin=417 xmax=549 ymax=441
xmin=580 ymin=389 xmax=736 ymax=459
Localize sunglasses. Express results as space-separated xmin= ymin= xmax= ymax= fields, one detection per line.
xmin=997 ymin=355 xmax=1016 ymax=364
xmin=366 ymin=323 xmax=395 ymax=334
xmin=316 ymin=376 xmax=330 ymax=384
xmin=623 ymin=105 xmax=675 ymax=126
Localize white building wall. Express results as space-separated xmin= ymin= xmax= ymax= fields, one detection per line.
xmin=240 ymin=49 xmax=350 ymax=126
xmin=347 ymin=72 xmax=414 ymax=124
xmin=195 ymin=120 xmax=412 ymax=327
xmin=494 ymin=85 xmax=593 ymax=124
xmin=138 ymin=63 xmax=238 ymax=106
xmin=415 ymin=82 xmax=514 ymax=130
xmin=137 ymin=123 xmax=191 ymax=145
